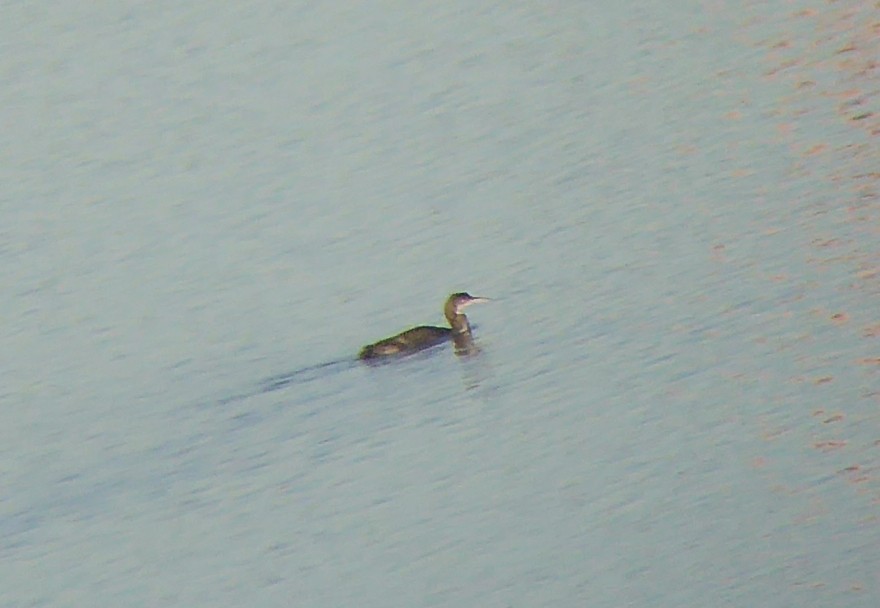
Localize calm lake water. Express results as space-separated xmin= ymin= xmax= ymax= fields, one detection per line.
xmin=2 ymin=0 xmax=878 ymax=606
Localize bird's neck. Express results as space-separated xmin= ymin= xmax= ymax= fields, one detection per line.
xmin=448 ymin=313 xmax=472 ymax=335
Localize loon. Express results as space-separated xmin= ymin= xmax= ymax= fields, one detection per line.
xmin=358 ymin=292 xmax=489 ymax=360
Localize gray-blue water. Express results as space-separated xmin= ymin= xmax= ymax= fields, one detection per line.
xmin=2 ymin=1 xmax=878 ymax=606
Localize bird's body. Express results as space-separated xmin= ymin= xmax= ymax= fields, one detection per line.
xmin=358 ymin=326 xmax=451 ymax=359
xmin=358 ymin=292 xmax=489 ymax=361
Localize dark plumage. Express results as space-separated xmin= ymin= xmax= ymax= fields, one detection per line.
xmin=359 ymin=292 xmax=489 ymax=360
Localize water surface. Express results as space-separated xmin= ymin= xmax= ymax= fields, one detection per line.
xmin=1 ymin=0 xmax=878 ymax=606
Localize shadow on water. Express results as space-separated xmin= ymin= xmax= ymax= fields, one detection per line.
xmin=453 ymin=333 xmax=494 ymax=391
xmin=216 ymin=358 xmax=357 ymax=406
xmin=216 ymin=336 xmax=494 ymax=407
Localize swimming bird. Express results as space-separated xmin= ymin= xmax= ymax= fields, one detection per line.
xmin=358 ymin=292 xmax=489 ymax=360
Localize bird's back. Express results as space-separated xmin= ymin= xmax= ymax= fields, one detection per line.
xmin=358 ymin=325 xmax=451 ymax=360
